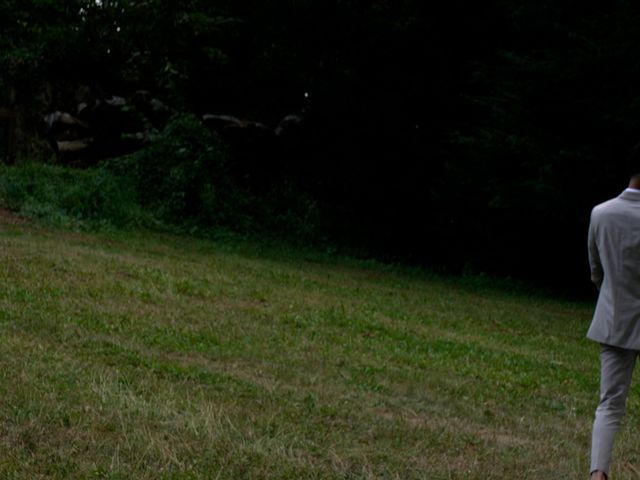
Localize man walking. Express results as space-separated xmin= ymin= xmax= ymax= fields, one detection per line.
xmin=588 ymin=148 xmax=640 ymax=479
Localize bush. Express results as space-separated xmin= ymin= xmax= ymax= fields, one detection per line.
xmin=105 ymin=114 xmax=237 ymax=228
xmin=0 ymin=114 xmax=322 ymax=242
xmin=106 ymin=114 xmax=322 ymax=240
xmin=0 ymin=162 xmax=144 ymax=229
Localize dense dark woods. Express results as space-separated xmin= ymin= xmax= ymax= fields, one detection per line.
xmin=2 ymin=0 xmax=640 ymax=295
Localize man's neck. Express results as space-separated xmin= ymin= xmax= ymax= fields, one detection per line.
xmin=629 ymin=176 xmax=640 ymax=189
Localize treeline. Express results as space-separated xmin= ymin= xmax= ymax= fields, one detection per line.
xmin=2 ymin=0 xmax=640 ymax=295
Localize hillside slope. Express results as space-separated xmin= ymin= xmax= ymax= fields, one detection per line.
xmin=0 ymin=214 xmax=619 ymax=479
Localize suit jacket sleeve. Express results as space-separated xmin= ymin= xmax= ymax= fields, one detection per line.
xmin=588 ymin=210 xmax=603 ymax=290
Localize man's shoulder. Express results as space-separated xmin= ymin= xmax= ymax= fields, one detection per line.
xmin=591 ymin=192 xmax=640 ymax=225
xmin=592 ymin=196 xmax=623 ymax=216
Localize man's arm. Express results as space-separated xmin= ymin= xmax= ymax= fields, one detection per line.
xmin=588 ymin=210 xmax=603 ymax=290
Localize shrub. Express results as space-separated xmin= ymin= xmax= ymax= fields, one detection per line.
xmin=0 ymin=162 xmax=143 ymax=229
xmin=105 ymin=114 xmax=236 ymax=228
xmin=0 ymin=114 xmax=322 ymax=242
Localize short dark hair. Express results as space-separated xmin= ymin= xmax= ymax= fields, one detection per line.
xmin=627 ymin=142 xmax=640 ymax=177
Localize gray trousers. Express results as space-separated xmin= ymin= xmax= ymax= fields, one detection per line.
xmin=591 ymin=344 xmax=639 ymax=475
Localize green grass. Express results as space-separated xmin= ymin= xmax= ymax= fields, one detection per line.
xmin=0 ymin=211 xmax=628 ymax=479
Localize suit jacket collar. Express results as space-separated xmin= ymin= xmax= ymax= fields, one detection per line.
xmin=619 ymin=189 xmax=640 ymax=201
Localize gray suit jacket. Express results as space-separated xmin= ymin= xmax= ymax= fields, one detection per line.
xmin=588 ymin=189 xmax=640 ymax=349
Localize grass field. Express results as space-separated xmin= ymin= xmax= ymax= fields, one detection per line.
xmin=0 ymin=211 xmax=634 ymax=479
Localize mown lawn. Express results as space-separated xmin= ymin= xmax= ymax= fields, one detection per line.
xmin=0 ymin=212 xmax=631 ymax=479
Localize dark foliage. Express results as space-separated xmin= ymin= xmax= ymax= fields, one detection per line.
xmin=0 ymin=162 xmax=142 ymax=228
xmin=105 ymin=115 xmax=233 ymax=227
xmin=104 ymin=114 xmax=320 ymax=238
